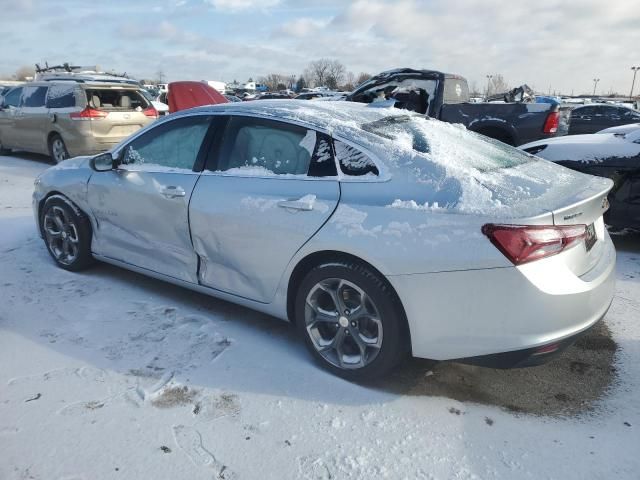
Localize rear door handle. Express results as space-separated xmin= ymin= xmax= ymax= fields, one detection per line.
xmin=160 ymin=186 xmax=186 ymax=198
xmin=278 ymin=196 xmax=315 ymax=211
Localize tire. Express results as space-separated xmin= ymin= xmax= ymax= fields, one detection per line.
xmin=295 ymin=261 xmax=408 ymax=380
xmin=41 ymin=196 xmax=94 ymax=271
xmin=48 ymin=134 xmax=69 ymax=164
xmin=0 ymin=139 xmax=10 ymax=155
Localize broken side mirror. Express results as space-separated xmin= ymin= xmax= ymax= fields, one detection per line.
xmin=91 ymin=152 xmax=115 ymax=171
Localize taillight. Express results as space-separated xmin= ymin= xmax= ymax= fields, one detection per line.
xmin=543 ymin=111 xmax=559 ymax=134
xmin=69 ymin=107 xmax=108 ymax=120
xmin=143 ymin=106 xmax=158 ymax=119
xmin=482 ymin=224 xmax=586 ymax=265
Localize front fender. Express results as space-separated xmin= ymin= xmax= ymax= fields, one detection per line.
xmin=33 ymin=156 xmax=94 ymax=231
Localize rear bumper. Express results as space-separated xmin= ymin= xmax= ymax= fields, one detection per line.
xmin=387 ymin=233 xmax=616 ymax=361
xmin=454 ymin=313 xmax=608 ymax=368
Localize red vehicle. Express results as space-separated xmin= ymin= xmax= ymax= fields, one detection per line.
xmin=167 ymin=81 xmax=228 ymax=113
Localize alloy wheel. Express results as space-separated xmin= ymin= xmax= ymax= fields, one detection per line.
xmin=305 ymin=278 xmax=383 ymax=369
xmin=43 ymin=205 xmax=80 ymax=265
xmin=52 ymin=138 xmax=68 ymax=163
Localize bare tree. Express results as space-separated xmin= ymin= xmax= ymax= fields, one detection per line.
xmin=487 ymin=74 xmax=510 ymax=97
xmin=259 ymin=73 xmax=286 ymax=91
xmin=326 ymin=60 xmax=346 ymax=90
xmin=342 ymin=71 xmax=356 ymax=91
xmin=306 ymin=59 xmax=333 ymax=87
xmin=14 ymin=65 xmax=35 ymax=81
xmin=355 ymin=72 xmax=372 ymax=86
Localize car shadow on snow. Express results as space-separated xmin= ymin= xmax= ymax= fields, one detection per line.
xmin=3 ymin=222 xmax=637 ymax=416
xmin=1 ymin=151 xmax=54 ymax=166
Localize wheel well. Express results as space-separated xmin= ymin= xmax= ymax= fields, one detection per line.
xmin=37 ymin=192 xmax=90 ymax=237
xmin=473 ymin=126 xmax=515 ymax=146
xmin=286 ymin=250 xmax=411 ymax=350
xmin=47 ymin=131 xmax=60 ymax=145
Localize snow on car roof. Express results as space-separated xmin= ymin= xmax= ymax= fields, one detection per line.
xmin=186 ymin=100 xmax=606 ymax=217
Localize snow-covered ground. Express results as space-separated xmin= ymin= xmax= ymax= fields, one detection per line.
xmin=1 ymin=153 xmax=639 ymax=479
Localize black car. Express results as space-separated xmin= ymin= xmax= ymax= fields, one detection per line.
xmin=520 ymin=129 xmax=640 ymax=231
xmin=568 ymin=104 xmax=640 ymax=135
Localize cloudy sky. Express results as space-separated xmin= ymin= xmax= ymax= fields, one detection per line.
xmin=2 ymin=0 xmax=639 ymax=95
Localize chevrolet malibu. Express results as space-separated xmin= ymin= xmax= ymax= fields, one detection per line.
xmin=33 ymin=101 xmax=616 ymax=380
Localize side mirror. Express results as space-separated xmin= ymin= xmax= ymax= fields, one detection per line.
xmin=91 ymin=152 xmax=115 ymax=171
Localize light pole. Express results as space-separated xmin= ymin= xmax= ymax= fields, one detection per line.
xmin=630 ymin=66 xmax=639 ymax=100
xmin=592 ymin=78 xmax=600 ymax=96
xmin=485 ymin=75 xmax=493 ymax=99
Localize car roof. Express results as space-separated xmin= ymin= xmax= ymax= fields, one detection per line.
xmin=180 ymin=99 xmax=397 ymax=133
xmin=20 ymin=80 xmax=143 ymax=89
xmin=572 ymin=103 xmax=633 ymax=110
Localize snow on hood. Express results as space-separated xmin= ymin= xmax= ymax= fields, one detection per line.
xmin=519 ymin=131 xmax=640 ymax=163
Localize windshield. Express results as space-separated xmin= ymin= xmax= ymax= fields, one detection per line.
xmin=361 ymin=115 xmax=535 ymax=172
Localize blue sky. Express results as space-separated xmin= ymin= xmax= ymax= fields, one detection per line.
xmin=1 ymin=0 xmax=639 ymax=95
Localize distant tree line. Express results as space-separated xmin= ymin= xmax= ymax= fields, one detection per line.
xmin=258 ymin=59 xmax=372 ymax=92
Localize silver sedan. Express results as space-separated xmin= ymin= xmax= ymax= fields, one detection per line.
xmin=33 ymin=100 xmax=616 ymax=380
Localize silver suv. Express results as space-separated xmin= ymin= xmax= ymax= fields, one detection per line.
xmin=0 ymin=81 xmax=157 ymax=162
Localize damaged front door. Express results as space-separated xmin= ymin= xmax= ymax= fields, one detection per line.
xmin=87 ymin=114 xmax=213 ymax=282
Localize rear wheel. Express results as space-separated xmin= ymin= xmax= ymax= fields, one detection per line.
xmin=295 ymin=262 xmax=408 ymax=380
xmin=49 ymin=134 xmax=69 ymax=163
xmin=41 ymin=196 xmax=94 ymax=271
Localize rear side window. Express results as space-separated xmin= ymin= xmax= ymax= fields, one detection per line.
xmin=573 ymin=107 xmax=595 ymax=116
xmin=22 ymin=86 xmax=48 ymax=107
xmin=2 ymin=87 xmax=22 ymax=107
xmin=85 ymin=88 xmax=149 ymax=111
xmin=333 ymin=140 xmax=379 ymax=177
xmin=122 ymin=116 xmax=211 ymax=171
xmin=217 ymin=117 xmax=337 ymax=177
xmin=46 ymin=84 xmax=77 ymax=108
xmin=442 ymin=78 xmax=469 ymax=104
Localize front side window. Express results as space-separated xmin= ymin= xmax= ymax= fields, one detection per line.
xmin=217 ymin=117 xmax=337 ymax=177
xmin=121 ymin=116 xmax=211 ymax=171
xmin=22 ymin=86 xmax=48 ymax=107
xmin=2 ymin=87 xmax=23 ymax=107
xmin=46 ymin=84 xmax=77 ymax=109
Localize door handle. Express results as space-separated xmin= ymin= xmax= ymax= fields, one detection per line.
xmin=160 ymin=186 xmax=186 ymax=198
xmin=278 ymin=196 xmax=315 ymax=211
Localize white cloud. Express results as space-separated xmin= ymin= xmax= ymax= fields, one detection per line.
xmin=274 ymin=17 xmax=330 ymax=38
xmin=207 ymin=0 xmax=280 ymax=11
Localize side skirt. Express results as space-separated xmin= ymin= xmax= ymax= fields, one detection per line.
xmin=92 ymin=253 xmax=289 ymax=322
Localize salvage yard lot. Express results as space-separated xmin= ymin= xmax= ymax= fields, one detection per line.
xmin=1 ymin=154 xmax=639 ymax=479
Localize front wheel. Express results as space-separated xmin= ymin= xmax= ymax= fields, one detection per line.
xmin=41 ymin=196 xmax=94 ymax=271
xmin=295 ymin=262 xmax=408 ymax=380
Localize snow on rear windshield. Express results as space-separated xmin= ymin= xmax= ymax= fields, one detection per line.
xmin=361 ymin=115 xmax=534 ymax=172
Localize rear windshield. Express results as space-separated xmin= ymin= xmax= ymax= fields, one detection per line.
xmin=442 ymin=78 xmax=469 ymax=104
xmin=361 ymin=115 xmax=535 ymax=172
xmin=85 ymin=88 xmax=149 ymax=111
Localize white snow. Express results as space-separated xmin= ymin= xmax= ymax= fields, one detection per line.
xmin=1 ymin=154 xmax=640 ymax=479
xmin=520 ymin=132 xmax=640 ymax=163
xmin=298 ymin=130 xmax=317 ymax=156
